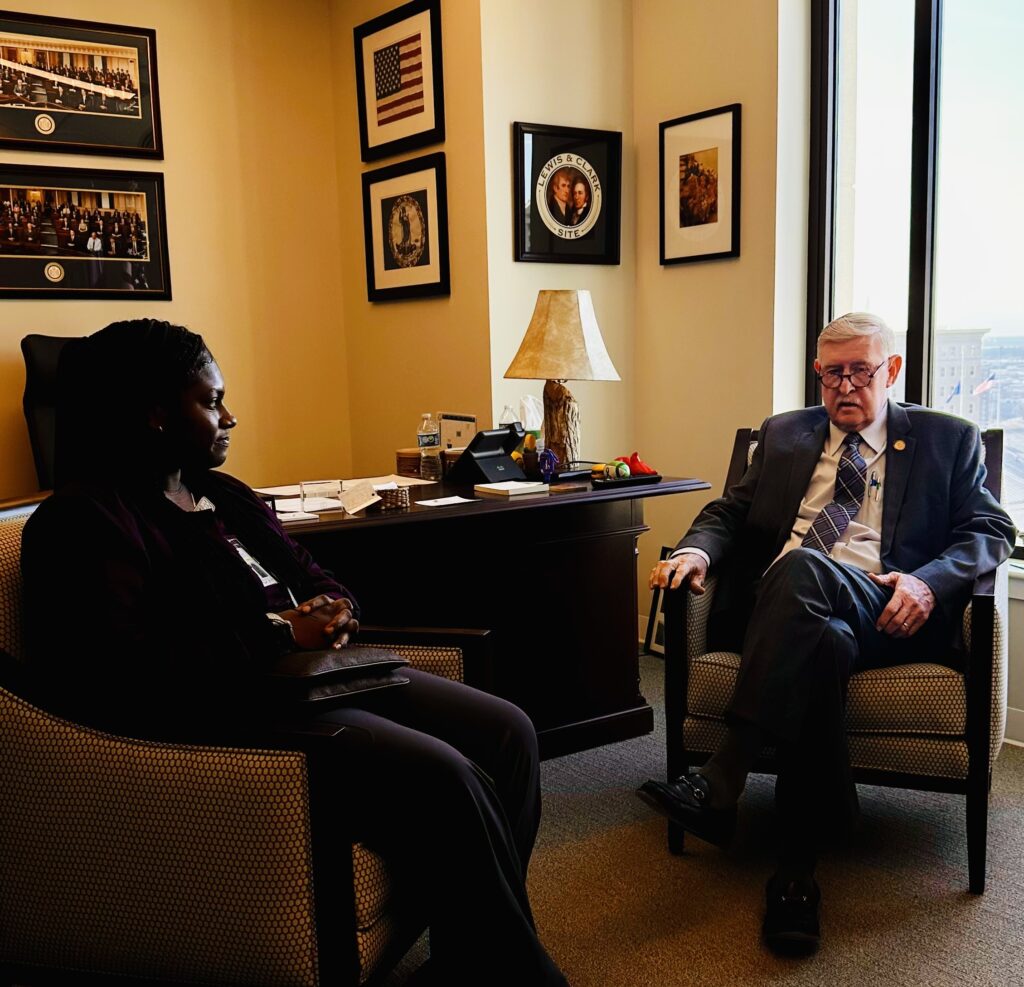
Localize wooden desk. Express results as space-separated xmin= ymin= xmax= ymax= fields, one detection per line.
xmin=288 ymin=476 xmax=710 ymax=759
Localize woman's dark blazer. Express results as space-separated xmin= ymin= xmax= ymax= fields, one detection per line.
xmin=21 ymin=470 xmax=355 ymax=741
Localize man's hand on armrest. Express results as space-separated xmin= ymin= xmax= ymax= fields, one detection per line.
xmin=650 ymin=551 xmax=709 ymax=594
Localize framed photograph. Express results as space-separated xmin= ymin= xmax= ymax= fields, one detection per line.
xmin=659 ymin=103 xmax=741 ymax=265
xmin=361 ymin=151 xmax=449 ymax=302
xmin=354 ymin=0 xmax=444 ymax=163
xmin=0 ymin=163 xmax=170 ymax=300
xmin=643 ymin=546 xmax=674 ymax=656
xmin=513 ymin=121 xmax=621 ymax=265
xmin=0 ymin=10 xmax=162 ymax=158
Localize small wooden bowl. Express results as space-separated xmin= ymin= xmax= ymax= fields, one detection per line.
xmin=396 ymin=447 xmax=421 ymax=478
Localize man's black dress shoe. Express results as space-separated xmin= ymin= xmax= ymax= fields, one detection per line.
xmin=762 ymin=873 xmax=821 ymax=955
xmin=636 ymin=773 xmax=737 ymax=848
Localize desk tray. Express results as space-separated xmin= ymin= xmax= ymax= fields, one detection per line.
xmin=591 ymin=472 xmax=663 ymax=488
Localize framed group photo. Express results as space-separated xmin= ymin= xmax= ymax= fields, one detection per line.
xmin=0 ymin=163 xmax=170 ymax=300
xmin=513 ymin=122 xmax=622 ymax=265
xmin=354 ymin=0 xmax=444 ymax=162
xmin=361 ymin=151 xmax=449 ymax=302
xmin=659 ymin=103 xmax=741 ymax=265
xmin=0 ymin=9 xmax=162 ymax=158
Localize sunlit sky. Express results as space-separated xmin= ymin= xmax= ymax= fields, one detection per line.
xmin=839 ymin=0 xmax=1023 ymax=337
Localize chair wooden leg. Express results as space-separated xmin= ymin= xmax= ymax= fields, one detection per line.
xmin=966 ymin=771 xmax=990 ymax=895
xmin=668 ymin=820 xmax=686 ymax=855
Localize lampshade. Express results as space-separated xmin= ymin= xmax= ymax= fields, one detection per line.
xmin=504 ymin=289 xmax=620 ymax=382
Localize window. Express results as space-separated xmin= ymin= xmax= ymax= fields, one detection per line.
xmin=808 ymin=0 xmax=1024 ymax=530
xmin=931 ymin=0 xmax=1024 ymax=524
xmin=831 ymin=0 xmax=914 ymax=403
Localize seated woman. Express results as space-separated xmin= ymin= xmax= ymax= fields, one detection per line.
xmin=21 ymin=319 xmax=568 ymax=987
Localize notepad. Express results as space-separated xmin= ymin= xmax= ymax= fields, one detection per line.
xmin=416 ymin=496 xmax=479 ymax=507
xmin=473 ymin=481 xmax=549 ymax=497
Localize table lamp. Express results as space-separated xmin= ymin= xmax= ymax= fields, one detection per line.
xmin=503 ymin=289 xmax=620 ymax=465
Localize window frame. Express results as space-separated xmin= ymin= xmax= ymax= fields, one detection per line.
xmin=805 ymin=0 xmax=942 ymax=409
xmin=806 ymin=0 xmax=1022 ymax=554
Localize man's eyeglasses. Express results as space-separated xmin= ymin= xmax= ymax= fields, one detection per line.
xmin=816 ymin=360 xmax=889 ymax=390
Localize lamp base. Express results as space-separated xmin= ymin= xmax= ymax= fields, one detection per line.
xmin=543 ymin=379 xmax=581 ymax=466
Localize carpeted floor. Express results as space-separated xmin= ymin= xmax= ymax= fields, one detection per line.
xmin=387 ymin=655 xmax=1024 ymax=986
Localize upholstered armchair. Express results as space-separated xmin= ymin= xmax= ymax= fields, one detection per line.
xmin=662 ymin=428 xmax=1008 ymax=894
xmin=0 ymin=501 xmax=491 ymax=986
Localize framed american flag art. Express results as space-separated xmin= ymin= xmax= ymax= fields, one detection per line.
xmin=353 ymin=0 xmax=445 ymax=163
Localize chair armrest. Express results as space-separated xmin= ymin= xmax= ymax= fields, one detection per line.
xmin=357 ymin=625 xmax=494 ymax=689
xmin=682 ymin=574 xmax=718 ymax=660
xmin=963 ymin=564 xmax=1008 ymax=773
xmin=964 ymin=568 xmax=997 ymax=677
xmin=971 ymin=568 xmax=996 ymax=599
xmin=663 ymin=575 xmax=720 ymax=779
xmin=0 ymin=687 xmax=320 ymax=986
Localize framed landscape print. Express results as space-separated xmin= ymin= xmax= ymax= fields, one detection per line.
xmin=513 ymin=122 xmax=622 ymax=265
xmin=361 ymin=151 xmax=449 ymax=302
xmin=354 ymin=0 xmax=444 ymax=162
xmin=0 ymin=10 xmax=162 ymax=158
xmin=0 ymin=163 xmax=171 ymax=299
xmin=659 ymin=103 xmax=741 ymax=265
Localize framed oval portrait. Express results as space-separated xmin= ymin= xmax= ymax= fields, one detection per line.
xmin=513 ymin=122 xmax=621 ymax=266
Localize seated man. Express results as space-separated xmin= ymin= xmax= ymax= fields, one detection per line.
xmin=639 ymin=312 xmax=1015 ymax=953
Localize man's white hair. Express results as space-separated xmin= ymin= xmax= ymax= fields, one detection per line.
xmin=817 ymin=312 xmax=896 ymax=359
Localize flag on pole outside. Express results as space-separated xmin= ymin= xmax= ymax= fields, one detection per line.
xmin=373 ymin=34 xmax=424 ymax=127
xmin=945 ymin=380 xmax=961 ymax=406
xmin=973 ymin=371 xmax=996 ymax=396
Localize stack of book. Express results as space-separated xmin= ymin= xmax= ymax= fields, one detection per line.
xmin=473 ymin=481 xmax=549 ymax=497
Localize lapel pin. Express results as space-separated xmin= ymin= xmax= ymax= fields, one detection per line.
xmin=893 ymin=439 xmax=906 ymax=451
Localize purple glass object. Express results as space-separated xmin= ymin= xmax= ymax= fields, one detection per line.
xmin=538 ymin=449 xmax=559 ymax=482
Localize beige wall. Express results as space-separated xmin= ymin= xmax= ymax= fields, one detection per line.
xmin=328 ymin=0 xmax=492 ymax=476
xmin=0 ymin=0 xmax=353 ymax=498
xmin=480 ymin=0 xmax=635 ymax=459
xmin=632 ymin=0 xmax=781 ymax=582
xmin=1 ymin=1 xmax=797 ymax=605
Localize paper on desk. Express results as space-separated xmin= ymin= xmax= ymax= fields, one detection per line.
xmin=273 ymin=496 xmax=344 ymax=513
xmin=277 ymin=511 xmax=320 ymax=523
xmin=341 ymin=481 xmax=381 ymax=514
xmin=343 ymin=473 xmax=436 ymax=489
xmin=256 ymin=474 xmax=435 ymax=500
xmin=416 ymin=496 xmax=478 ymax=507
xmin=256 ymin=484 xmax=301 ymax=497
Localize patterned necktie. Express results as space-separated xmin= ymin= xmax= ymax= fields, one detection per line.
xmin=801 ymin=432 xmax=867 ymax=556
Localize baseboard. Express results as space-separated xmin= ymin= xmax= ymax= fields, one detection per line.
xmin=1006 ymin=706 xmax=1024 ymax=746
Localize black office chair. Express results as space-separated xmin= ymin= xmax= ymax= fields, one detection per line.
xmin=21 ymin=333 xmax=72 ymax=491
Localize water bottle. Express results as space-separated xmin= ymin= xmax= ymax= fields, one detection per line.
xmin=417 ymin=412 xmax=442 ymax=481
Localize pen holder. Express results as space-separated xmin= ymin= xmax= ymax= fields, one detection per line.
xmin=379 ymin=486 xmax=411 ymax=510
